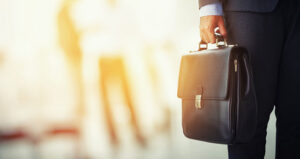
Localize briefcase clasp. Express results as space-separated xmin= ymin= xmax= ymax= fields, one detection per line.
xmin=195 ymin=94 xmax=202 ymax=109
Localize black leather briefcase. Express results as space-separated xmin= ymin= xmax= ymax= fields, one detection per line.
xmin=177 ymin=37 xmax=258 ymax=144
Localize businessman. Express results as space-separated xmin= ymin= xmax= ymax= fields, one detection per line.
xmin=198 ymin=0 xmax=300 ymax=158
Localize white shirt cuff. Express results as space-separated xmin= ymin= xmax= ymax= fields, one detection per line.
xmin=199 ymin=2 xmax=223 ymax=17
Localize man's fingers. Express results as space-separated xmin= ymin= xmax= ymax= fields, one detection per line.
xmin=200 ymin=28 xmax=215 ymax=43
xmin=207 ymin=28 xmax=216 ymax=43
xmin=199 ymin=15 xmax=227 ymax=44
xmin=200 ymin=27 xmax=209 ymax=43
xmin=201 ymin=32 xmax=208 ymax=43
xmin=200 ymin=29 xmax=206 ymax=43
xmin=218 ymin=18 xmax=227 ymax=38
xmin=200 ymin=24 xmax=207 ymax=43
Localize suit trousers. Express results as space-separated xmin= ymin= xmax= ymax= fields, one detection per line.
xmin=224 ymin=0 xmax=300 ymax=158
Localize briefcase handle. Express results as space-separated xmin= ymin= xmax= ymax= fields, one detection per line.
xmin=198 ymin=28 xmax=228 ymax=51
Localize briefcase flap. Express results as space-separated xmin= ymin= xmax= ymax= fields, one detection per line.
xmin=177 ymin=47 xmax=232 ymax=100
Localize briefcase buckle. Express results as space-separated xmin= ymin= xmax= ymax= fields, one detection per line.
xmin=195 ymin=94 xmax=202 ymax=109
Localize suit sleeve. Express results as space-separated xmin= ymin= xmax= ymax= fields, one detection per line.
xmin=198 ymin=0 xmax=221 ymax=9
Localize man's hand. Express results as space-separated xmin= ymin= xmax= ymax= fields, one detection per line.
xmin=200 ymin=15 xmax=227 ymax=43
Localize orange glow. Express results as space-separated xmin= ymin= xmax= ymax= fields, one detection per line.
xmin=0 ymin=0 xmax=239 ymax=158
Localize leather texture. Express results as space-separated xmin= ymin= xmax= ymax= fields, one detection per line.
xmin=178 ymin=47 xmax=231 ymax=100
xmin=198 ymin=0 xmax=279 ymax=12
xmin=182 ymin=99 xmax=232 ymax=143
xmin=178 ymin=45 xmax=258 ymax=144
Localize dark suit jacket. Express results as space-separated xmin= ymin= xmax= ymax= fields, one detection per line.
xmin=198 ymin=0 xmax=279 ymax=12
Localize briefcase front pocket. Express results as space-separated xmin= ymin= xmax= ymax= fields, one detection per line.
xmin=182 ymin=99 xmax=233 ymax=143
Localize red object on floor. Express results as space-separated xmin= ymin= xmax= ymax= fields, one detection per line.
xmin=47 ymin=127 xmax=79 ymax=136
xmin=0 ymin=130 xmax=27 ymax=142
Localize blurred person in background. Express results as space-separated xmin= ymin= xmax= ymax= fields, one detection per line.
xmin=98 ymin=56 xmax=146 ymax=147
xmin=56 ymin=0 xmax=86 ymax=157
xmin=199 ymin=0 xmax=300 ymax=158
xmin=57 ymin=0 xmax=85 ymax=120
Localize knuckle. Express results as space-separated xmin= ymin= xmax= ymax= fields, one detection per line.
xmin=221 ymin=32 xmax=227 ymax=37
xmin=204 ymin=26 xmax=211 ymax=30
